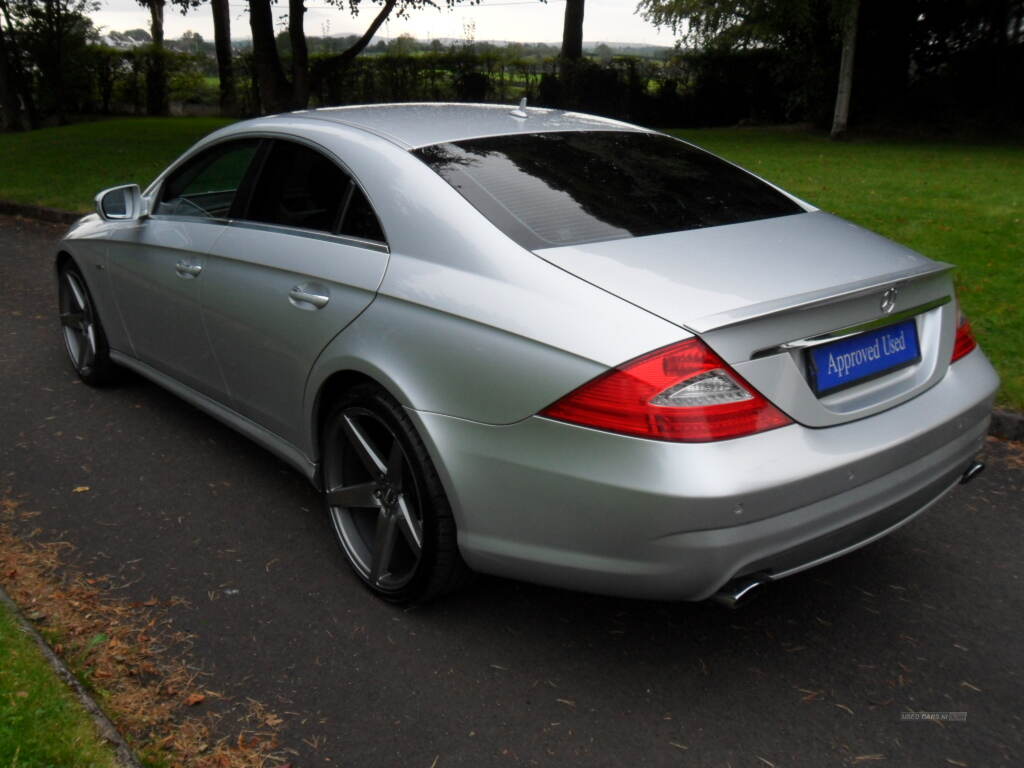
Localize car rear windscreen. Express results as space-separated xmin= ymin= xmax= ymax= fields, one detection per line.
xmin=414 ymin=131 xmax=805 ymax=250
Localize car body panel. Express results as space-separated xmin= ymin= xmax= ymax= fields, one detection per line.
xmin=105 ymin=216 xmax=229 ymax=399
xmin=201 ymin=221 xmax=388 ymax=448
xmin=534 ymin=211 xmax=939 ymax=332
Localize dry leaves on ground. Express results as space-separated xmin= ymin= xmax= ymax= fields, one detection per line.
xmin=0 ymin=500 xmax=289 ymax=768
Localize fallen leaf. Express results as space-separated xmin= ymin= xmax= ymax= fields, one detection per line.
xmin=143 ymin=597 xmax=158 ymax=607
xmin=15 ymin=691 xmax=28 ymax=698
xmin=265 ymin=713 xmax=283 ymax=727
xmin=185 ymin=693 xmax=206 ymax=706
xmin=72 ymin=486 xmax=90 ymax=493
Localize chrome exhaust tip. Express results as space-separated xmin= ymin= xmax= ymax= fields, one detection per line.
xmin=710 ymin=574 xmax=770 ymax=610
xmin=961 ymin=461 xmax=985 ymax=485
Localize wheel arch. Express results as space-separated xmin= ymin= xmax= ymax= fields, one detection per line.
xmin=308 ymin=367 xmax=413 ymax=474
xmin=55 ymin=249 xmax=77 ymax=279
xmin=55 ymin=249 xmax=73 ymax=269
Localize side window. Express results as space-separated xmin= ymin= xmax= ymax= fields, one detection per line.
xmin=157 ymin=140 xmax=259 ymax=219
xmin=244 ymin=139 xmax=386 ymax=243
xmin=246 ymin=141 xmax=349 ymax=234
xmin=341 ymin=186 xmax=386 ymax=243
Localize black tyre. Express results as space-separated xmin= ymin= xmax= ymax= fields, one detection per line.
xmin=321 ymin=383 xmax=470 ymax=603
xmin=58 ymin=262 xmax=118 ymax=386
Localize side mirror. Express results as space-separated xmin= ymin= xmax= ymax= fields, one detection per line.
xmin=95 ymin=184 xmax=147 ymax=221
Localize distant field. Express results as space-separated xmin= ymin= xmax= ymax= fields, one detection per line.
xmin=0 ymin=118 xmax=1019 ymax=409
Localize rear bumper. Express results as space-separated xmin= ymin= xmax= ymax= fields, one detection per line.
xmin=411 ymin=348 xmax=999 ymax=601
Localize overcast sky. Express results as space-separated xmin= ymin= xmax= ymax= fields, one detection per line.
xmin=91 ymin=0 xmax=673 ymax=46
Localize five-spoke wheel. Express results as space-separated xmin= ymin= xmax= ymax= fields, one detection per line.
xmin=322 ymin=385 xmax=468 ymax=602
xmin=58 ymin=262 xmax=116 ymax=385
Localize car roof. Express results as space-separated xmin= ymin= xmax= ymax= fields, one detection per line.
xmin=260 ymin=102 xmax=649 ymax=150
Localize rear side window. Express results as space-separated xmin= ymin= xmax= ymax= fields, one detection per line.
xmin=157 ymin=140 xmax=260 ymax=218
xmin=414 ymin=131 xmax=803 ymax=250
xmin=244 ymin=140 xmax=386 ymax=243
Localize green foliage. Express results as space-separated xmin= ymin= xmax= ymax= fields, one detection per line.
xmin=640 ymin=1 xmax=1024 ymax=127
xmin=168 ymin=52 xmax=218 ymax=105
xmin=2 ymin=0 xmax=101 ymax=121
xmin=0 ymin=601 xmax=119 ymax=768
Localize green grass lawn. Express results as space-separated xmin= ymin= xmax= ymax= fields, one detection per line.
xmin=669 ymin=127 xmax=1023 ymax=411
xmin=0 ymin=600 xmax=119 ymax=768
xmin=0 ymin=117 xmax=232 ymax=213
xmin=0 ymin=118 xmax=1019 ymax=409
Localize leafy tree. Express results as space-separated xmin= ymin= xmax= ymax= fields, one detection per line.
xmin=1 ymin=0 xmax=98 ymax=125
xmin=136 ymin=0 xmax=201 ymax=115
xmin=593 ymin=42 xmax=613 ymax=63
xmin=638 ymin=0 xmax=1024 ymax=132
xmin=251 ymin=0 xmax=477 ymax=114
xmin=638 ymin=0 xmax=862 ymax=132
xmin=387 ymin=32 xmax=417 ymax=56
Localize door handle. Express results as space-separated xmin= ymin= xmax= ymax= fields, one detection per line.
xmin=175 ymin=261 xmax=203 ymax=278
xmin=288 ymin=286 xmax=330 ymax=309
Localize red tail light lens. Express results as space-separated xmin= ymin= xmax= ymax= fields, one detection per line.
xmin=540 ymin=338 xmax=792 ymax=442
xmin=950 ymin=300 xmax=977 ymax=363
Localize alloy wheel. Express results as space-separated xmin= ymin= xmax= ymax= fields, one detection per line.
xmin=59 ymin=270 xmax=98 ymax=374
xmin=325 ymin=407 xmax=425 ymax=591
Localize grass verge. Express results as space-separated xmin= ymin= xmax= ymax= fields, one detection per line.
xmin=0 ymin=118 xmax=1019 ymax=408
xmin=0 ymin=596 xmax=120 ymax=768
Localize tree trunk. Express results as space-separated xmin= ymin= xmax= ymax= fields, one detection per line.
xmin=46 ymin=0 xmax=69 ymax=124
xmin=210 ymin=0 xmax=236 ymax=115
xmin=311 ymin=0 xmax=397 ymax=104
xmin=0 ymin=12 xmax=22 ymax=130
xmin=561 ymin=0 xmax=585 ymax=61
xmin=146 ymin=0 xmax=169 ymax=116
xmin=248 ymin=0 xmax=293 ymax=113
xmin=830 ymin=0 xmax=859 ymax=140
xmin=289 ymin=0 xmax=309 ymax=108
xmin=0 ymin=0 xmax=36 ymax=128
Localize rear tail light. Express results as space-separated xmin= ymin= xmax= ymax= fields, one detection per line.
xmin=540 ymin=338 xmax=792 ymax=442
xmin=950 ymin=298 xmax=977 ymax=363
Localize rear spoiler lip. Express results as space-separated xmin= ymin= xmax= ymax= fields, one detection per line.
xmin=686 ymin=261 xmax=955 ymax=334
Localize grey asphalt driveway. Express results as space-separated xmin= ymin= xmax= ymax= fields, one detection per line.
xmin=2 ymin=214 xmax=1022 ymax=767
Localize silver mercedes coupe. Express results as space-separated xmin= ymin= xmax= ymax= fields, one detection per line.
xmin=55 ymin=104 xmax=999 ymax=606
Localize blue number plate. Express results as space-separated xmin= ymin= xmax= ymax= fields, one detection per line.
xmin=807 ymin=319 xmax=921 ymax=396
